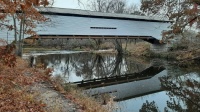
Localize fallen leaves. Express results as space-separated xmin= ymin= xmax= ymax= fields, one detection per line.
xmin=0 ymin=57 xmax=52 ymax=112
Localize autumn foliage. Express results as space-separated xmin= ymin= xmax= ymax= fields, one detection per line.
xmin=0 ymin=57 xmax=52 ymax=111
xmin=141 ymin=0 xmax=200 ymax=40
xmin=0 ymin=39 xmax=16 ymax=67
xmin=0 ymin=0 xmax=53 ymax=56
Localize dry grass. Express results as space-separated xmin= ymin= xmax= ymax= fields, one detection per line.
xmin=122 ymin=42 xmax=151 ymax=56
xmin=175 ymin=48 xmax=200 ymax=60
xmin=67 ymin=89 xmax=108 ymax=112
xmin=23 ymin=47 xmax=58 ymax=53
xmin=100 ymin=42 xmax=115 ymax=49
xmin=51 ymin=80 xmax=114 ymax=112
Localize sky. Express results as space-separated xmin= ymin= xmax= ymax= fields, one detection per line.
xmin=53 ymin=0 xmax=141 ymax=9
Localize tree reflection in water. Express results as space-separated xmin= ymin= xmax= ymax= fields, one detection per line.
xmin=140 ymin=101 xmax=159 ymax=112
xmin=36 ymin=53 xmax=151 ymax=82
xmin=139 ymin=68 xmax=200 ymax=112
xmin=160 ymin=73 xmax=200 ymax=112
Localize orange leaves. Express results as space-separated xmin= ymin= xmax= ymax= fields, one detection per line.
xmin=20 ymin=3 xmax=26 ymax=11
xmin=40 ymin=0 xmax=50 ymax=7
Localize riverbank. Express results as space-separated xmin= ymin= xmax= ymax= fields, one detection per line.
xmin=23 ymin=46 xmax=117 ymax=55
xmin=123 ymin=42 xmax=200 ymax=62
xmin=23 ymin=41 xmax=200 ymax=62
xmin=0 ymin=57 xmax=111 ymax=112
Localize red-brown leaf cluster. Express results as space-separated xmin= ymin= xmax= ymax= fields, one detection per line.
xmin=0 ymin=39 xmax=16 ymax=67
xmin=141 ymin=0 xmax=200 ymax=40
xmin=0 ymin=0 xmax=52 ymax=40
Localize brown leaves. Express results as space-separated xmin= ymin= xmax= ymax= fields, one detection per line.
xmin=0 ymin=39 xmax=16 ymax=67
xmin=173 ymin=26 xmax=182 ymax=34
xmin=0 ymin=89 xmax=46 ymax=112
xmin=0 ymin=57 xmax=56 ymax=112
xmin=20 ymin=3 xmax=26 ymax=11
xmin=40 ymin=0 xmax=49 ymax=7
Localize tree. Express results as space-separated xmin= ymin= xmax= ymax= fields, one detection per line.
xmin=86 ymin=0 xmax=145 ymax=53
xmin=141 ymin=0 xmax=200 ymax=40
xmin=87 ymin=0 xmax=125 ymax=13
xmin=0 ymin=0 xmax=53 ymax=56
xmin=87 ymin=0 xmax=143 ymax=15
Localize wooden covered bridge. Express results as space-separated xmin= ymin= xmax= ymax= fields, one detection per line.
xmin=28 ymin=7 xmax=170 ymax=44
xmin=0 ymin=7 xmax=170 ymax=44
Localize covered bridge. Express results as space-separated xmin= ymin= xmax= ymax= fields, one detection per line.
xmin=36 ymin=7 xmax=170 ymax=44
xmin=1 ymin=7 xmax=170 ymax=44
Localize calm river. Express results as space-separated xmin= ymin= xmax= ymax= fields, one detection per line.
xmin=24 ymin=51 xmax=200 ymax=112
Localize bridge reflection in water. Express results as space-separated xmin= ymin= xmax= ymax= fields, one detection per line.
xmin=33 ymin=52 xmax=166 ymax=101
xmin=75 ymin=66 xmax=165 ymax=88
xmin=83 ymin=66 xmax=166 ymax=101
xmin=31 ymin=52 xmax=200 ymax=111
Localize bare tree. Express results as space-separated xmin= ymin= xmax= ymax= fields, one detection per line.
xmin=85 ymin=0 xmax=145 ymax=53
xmin=87 ymin=0 xmax=144 ymax=15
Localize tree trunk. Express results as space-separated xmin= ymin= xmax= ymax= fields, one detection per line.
xmin=12 ymin=15 xmax=17 ymax=43
xmin=94 ymin=39 xmax=102 ymax=50
xmin=17 ymin=13 xmax=25 ymax=57
xmin=114 ymin=39 xmax=123 ymax=54
xmin=12 ymin=15 xmax=18 ymax=55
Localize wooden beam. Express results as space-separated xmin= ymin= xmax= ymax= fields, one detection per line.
xmin=26 ymin=35 xmax=154 ymax=40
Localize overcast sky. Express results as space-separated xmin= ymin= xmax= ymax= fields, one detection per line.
xmin=53 ymin=0 xmax=141 ymax=9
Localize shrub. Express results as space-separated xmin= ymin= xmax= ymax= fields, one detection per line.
xmin=0 ymin=39 xmax=16 ymax=67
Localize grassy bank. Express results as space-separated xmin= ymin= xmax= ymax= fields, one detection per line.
xmin=123 ymin=41 xmax=200 ymax=62
xmin=23 ymin=47 xmax=58 ymax=53
xmin=0 ymin=57 xmax=112 ymax=112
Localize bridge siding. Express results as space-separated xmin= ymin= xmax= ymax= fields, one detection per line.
xmin=0 ymin=14 xmax=169 ymax=43
xmin=38 ymin=15 xmax=169 ymax=40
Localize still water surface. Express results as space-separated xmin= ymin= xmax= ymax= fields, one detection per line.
xmin=26 ymin=51 xmax=200 ymax=112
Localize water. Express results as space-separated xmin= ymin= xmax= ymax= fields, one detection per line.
xmin=26 ymin=51 xmax=200 ymax=112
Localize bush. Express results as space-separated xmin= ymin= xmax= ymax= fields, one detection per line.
xmin=0 ymin=39 xmax=16 ymax=67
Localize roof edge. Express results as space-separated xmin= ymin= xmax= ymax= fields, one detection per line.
xmin=38 ymin=7 xmax=171 ymax=23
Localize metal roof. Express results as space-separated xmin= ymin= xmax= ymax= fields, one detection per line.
xmin=38 ymin=7 xmax=170 ymax=22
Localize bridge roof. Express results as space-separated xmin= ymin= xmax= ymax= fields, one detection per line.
xmin=39 ymin=7 xmax=170 ymax=23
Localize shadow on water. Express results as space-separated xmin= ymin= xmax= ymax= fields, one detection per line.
xmin=33 ymin=52 xmax=200 ymax=112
